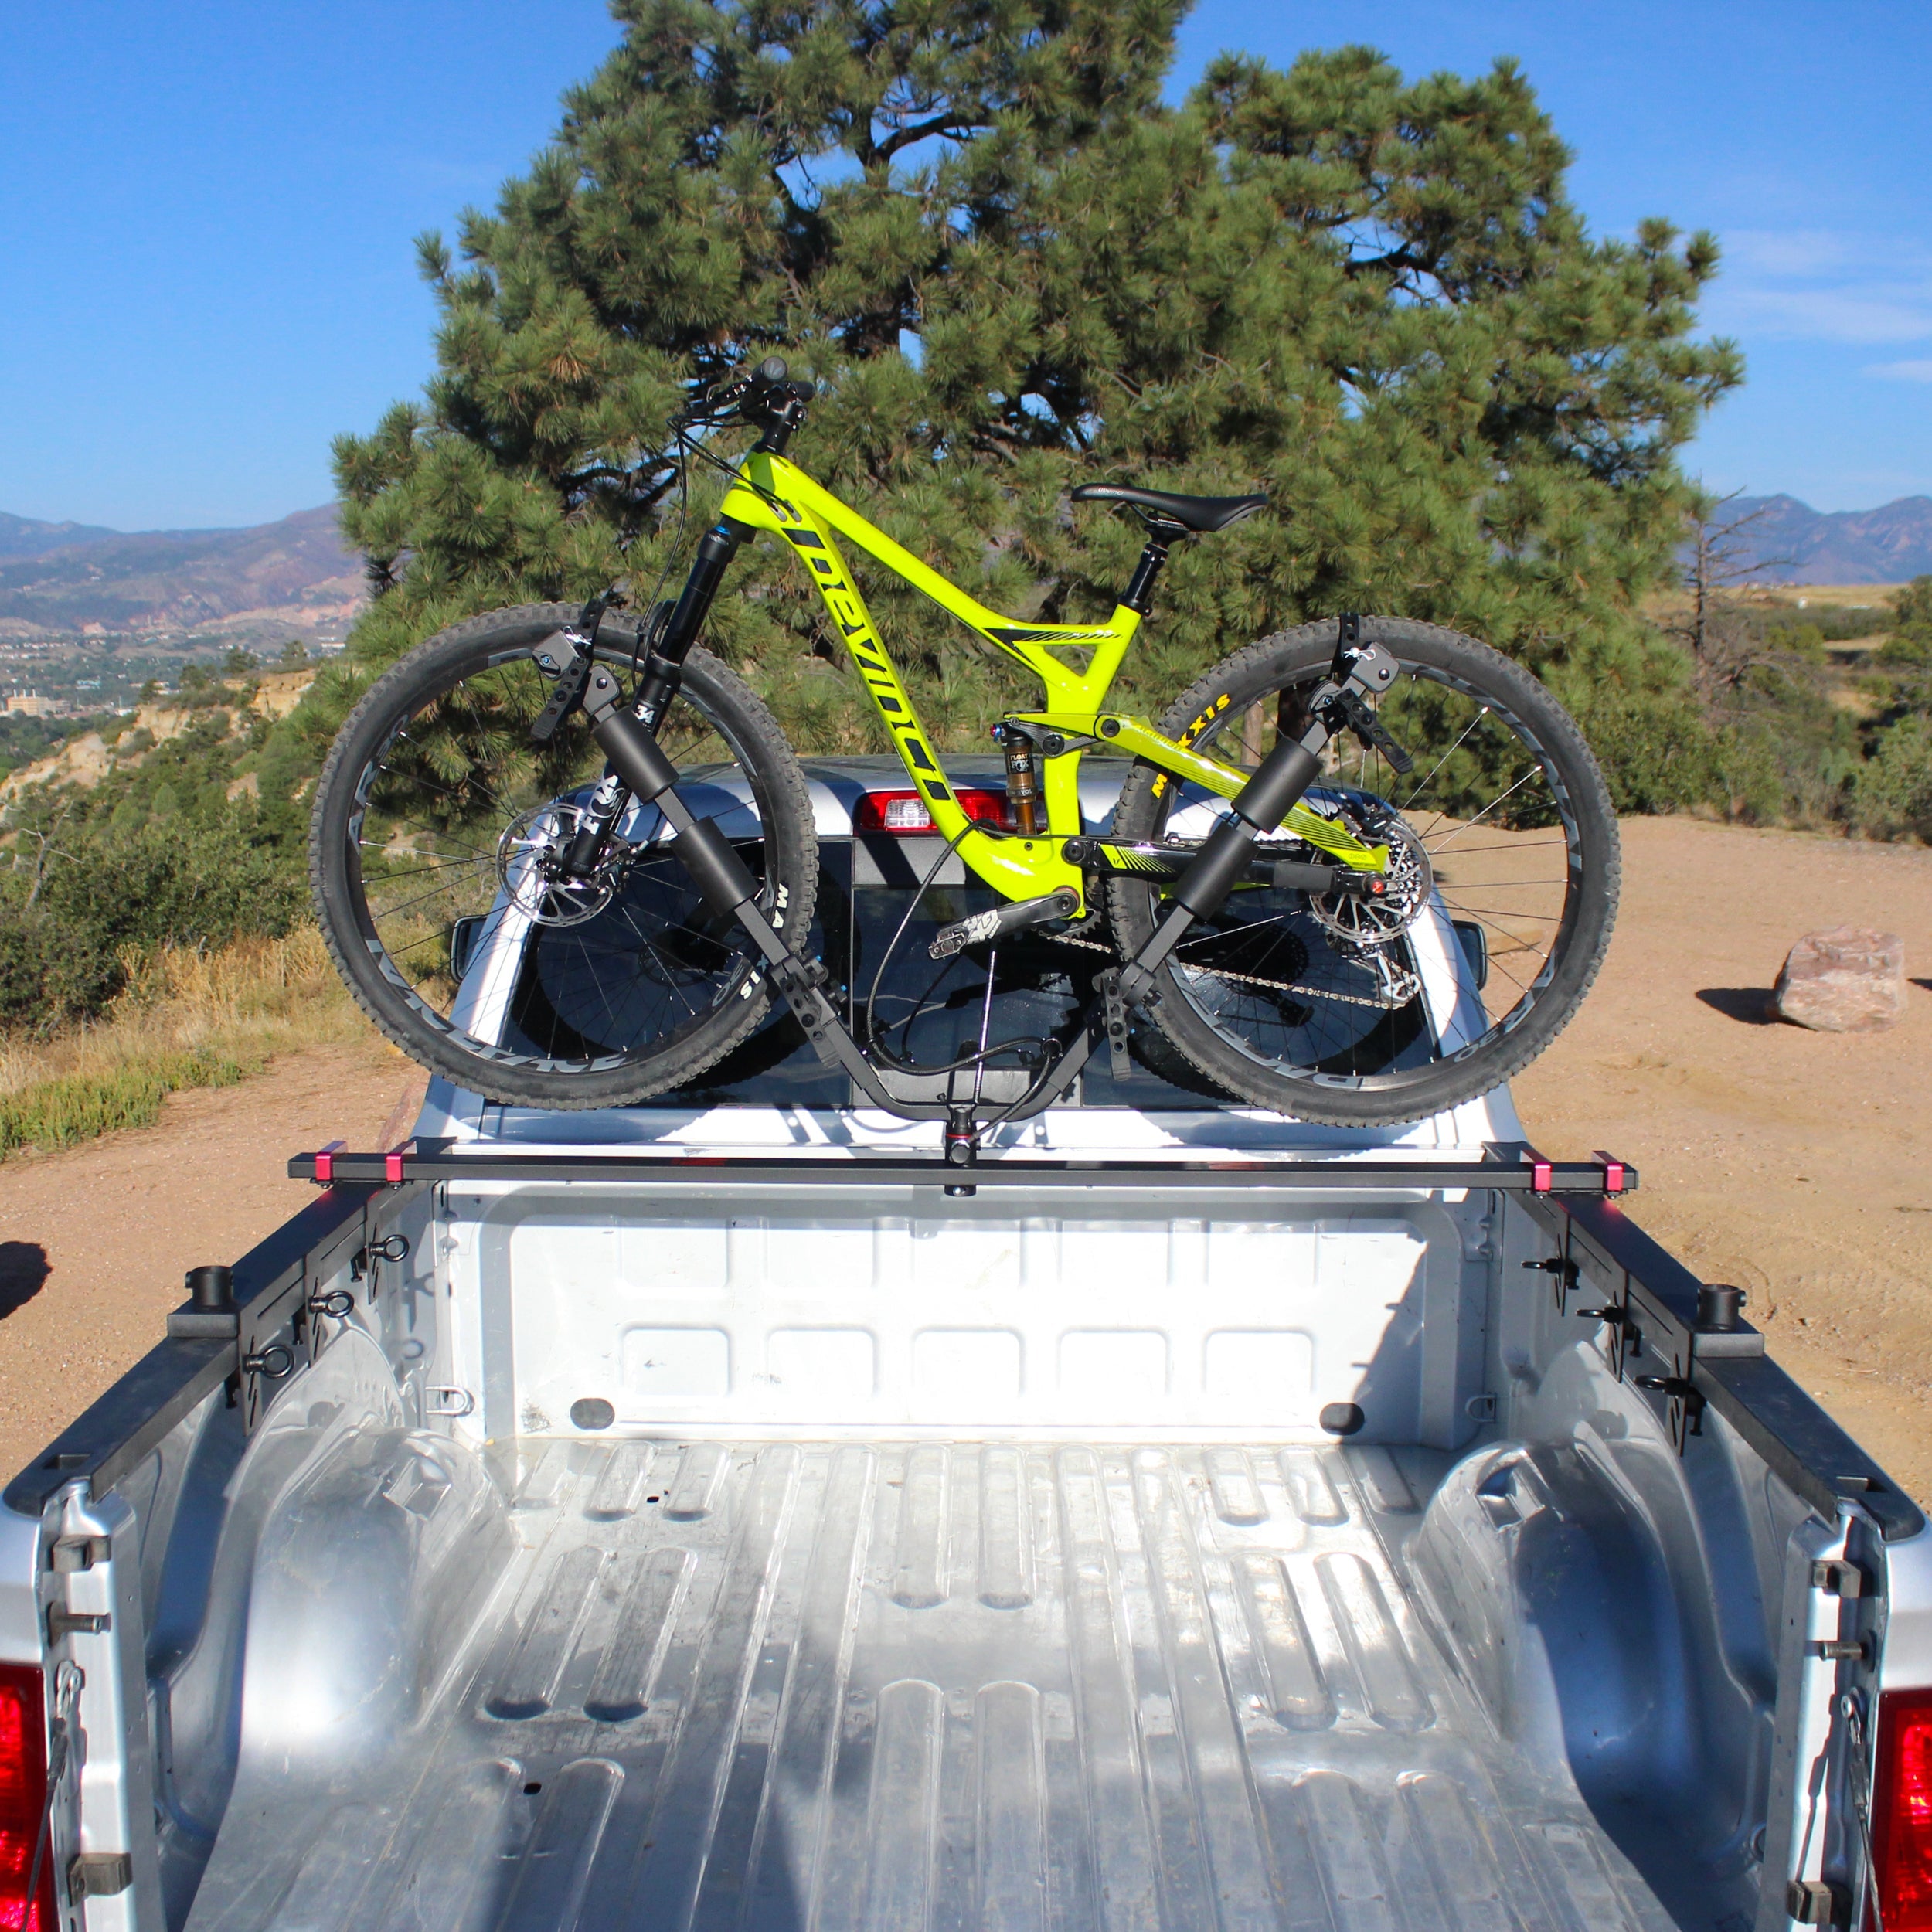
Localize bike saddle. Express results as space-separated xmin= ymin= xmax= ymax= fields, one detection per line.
xmin=1070 ymin=483 xmax=1268 ymax=534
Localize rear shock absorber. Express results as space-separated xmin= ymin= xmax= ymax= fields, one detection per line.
xmin=1000 ymin=723 xmax=1039 ymax=835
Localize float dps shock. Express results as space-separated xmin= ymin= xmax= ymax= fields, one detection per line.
xmin=999 ymin=724 xmax=1040 ymax=835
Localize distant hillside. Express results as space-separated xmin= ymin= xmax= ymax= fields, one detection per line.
xmin=0 ymin=512 xmax=121 ymax=564
xmin=0 ymin=504 xmax=366 ymax=645
xmin=1726 ymin=495 xmax=1932 ymax=585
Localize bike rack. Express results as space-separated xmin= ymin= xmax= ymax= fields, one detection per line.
xmin=291 ymin=1137 xmax=1636 ymax=1198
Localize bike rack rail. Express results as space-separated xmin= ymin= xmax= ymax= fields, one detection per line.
xmin=10 ymin=1135 xmax=1923 ymax=1546
xmin=287 ymin=1138 xmax=1637 ymax=1197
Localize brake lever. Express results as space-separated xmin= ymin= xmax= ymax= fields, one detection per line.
xmin=678 ymin=377 xmax=753 ymax=421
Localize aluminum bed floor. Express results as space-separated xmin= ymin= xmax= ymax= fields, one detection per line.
xmin=187 ymin=1439 xmax=1680 ymax=1932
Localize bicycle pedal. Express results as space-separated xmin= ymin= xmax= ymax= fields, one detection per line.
xmin=1099 ymin=970 xmax=1133 ymax=1083
xmin=927 ymin=888 xmax=1079 ymax=961
xmin=528 ymin=634 xmax=593 ymax=744
xmin=1334 ymin=689 xmax=1413 ymax=775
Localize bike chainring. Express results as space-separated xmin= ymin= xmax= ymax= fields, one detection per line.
xmin=497 ymin=802 xmax=618 ymax=927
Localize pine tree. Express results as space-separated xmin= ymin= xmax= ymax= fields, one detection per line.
xmin=328 ymin=2 xmax=1741 ymax=762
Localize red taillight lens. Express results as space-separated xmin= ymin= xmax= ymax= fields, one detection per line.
xmin=0 ymin=1665 xmax=51 ymax=1931
xmin=1876 ymin=1688 xmax=1932 ymax=1928
xmin=852 ymin=788 xmax=1009 ymax=834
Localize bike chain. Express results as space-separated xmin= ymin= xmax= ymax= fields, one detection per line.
xmin=1041 ymin=931 xmax=1403 ymax=1011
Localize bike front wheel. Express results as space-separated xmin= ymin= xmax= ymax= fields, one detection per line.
xmin=311 ymin=604 xmax=818 ymax=1110
xmin=1107 ymin=616 xmax=1619 ymax=1126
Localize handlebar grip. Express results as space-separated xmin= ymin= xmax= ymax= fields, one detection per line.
xmin=787 ymin=379 xmax=815 ymax=401
xmin=755 ymin=355 xmax=789 ymax=386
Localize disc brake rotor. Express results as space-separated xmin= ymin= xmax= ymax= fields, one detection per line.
xmin=497 ymin=801 xmax=617 ymax=927
xmin=1308 ymin=810 xmax=1433 ymax=948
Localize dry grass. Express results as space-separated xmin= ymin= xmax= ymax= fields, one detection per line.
xmin=0 ymin=929 xmax=382 ymax=1158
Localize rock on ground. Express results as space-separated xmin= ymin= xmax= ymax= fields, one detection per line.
xmin=1773 ymin=924 xmax=1906 ymax=1032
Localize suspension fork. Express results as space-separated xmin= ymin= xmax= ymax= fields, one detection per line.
xmin=557 ymin=518 xmax=751 ymax=876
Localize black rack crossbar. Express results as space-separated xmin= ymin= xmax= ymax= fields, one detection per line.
xmin=291 ymin=1140 xmax=1635 ymax=1196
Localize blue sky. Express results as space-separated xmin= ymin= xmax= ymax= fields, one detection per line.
xmin=2 ymin=1 xmax=1927 ymax=529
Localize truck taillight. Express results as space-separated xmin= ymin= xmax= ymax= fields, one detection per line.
xmin=852 ymin=789 xmax=1009 ymax=835
xmin=0 ymin=1664 xmax=51 ymax=1930
xmin=1876 ymin=1689 xmax=1932 ymax=1928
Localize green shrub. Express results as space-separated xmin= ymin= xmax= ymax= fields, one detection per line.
xmin=1878 ymin=630 xmax=1932 ymax=668
xmin=1573 ymin=687 xmax=1724 ymax=815
xmin=0 ymin=821 xmax=310 ymax=1029
xmin=1879 ymin=576 xmax=1932 ymax=666
xmin=1765 ymin=607 xmax=1882 ymax=649
xmin=0 ymin=1049 xmax=248 ymax=1158
xmin=1853 ymin=713 xmax=1932 ymax=838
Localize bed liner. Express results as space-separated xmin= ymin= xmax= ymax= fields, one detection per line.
xmin=185 ymin=1437 xmax=1678 ymax=1932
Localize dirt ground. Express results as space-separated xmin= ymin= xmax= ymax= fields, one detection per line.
xmin=0 ymin=815 xmax=1924 ymax=1503
xmin=1515 ymin=815 xmax=1932 ymax=1504
xmin=0 ymin=1039 xmax=423 ymax=1475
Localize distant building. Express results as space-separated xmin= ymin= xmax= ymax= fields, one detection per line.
xmin=5 ymin=692 xmax=60 ymax=717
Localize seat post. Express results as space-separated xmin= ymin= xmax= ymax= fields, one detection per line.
xmin=1122 ymin=535 xmax=1172 ymax=615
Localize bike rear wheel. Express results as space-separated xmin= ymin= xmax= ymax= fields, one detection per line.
xmin=1107 ymin=616 xmax=1618 ymax=1126
xmin=311 ymin=604 xmax=818 ymax=1110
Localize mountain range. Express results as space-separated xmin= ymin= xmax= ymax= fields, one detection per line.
xmin=0 ymin=504 xmax=366 ymax=646
xmin=1722 ymin=495 xmax=1932 ymax=586
xmin=0 ymin=488 xmax=1927 ymax=648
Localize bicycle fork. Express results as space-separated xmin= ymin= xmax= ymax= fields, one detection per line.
xmin=580 ymin=663 xmax=889 ymax=1087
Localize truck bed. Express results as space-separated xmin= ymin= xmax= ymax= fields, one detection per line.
xmin=185 ymin=1434 xmax=1674 ymax=1932
xmin=13 ymin=1097 xmax=1925 ymax=1930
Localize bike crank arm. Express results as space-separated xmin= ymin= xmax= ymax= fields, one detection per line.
xmin=1113 ymin=638 xmax=1403 ymax=1010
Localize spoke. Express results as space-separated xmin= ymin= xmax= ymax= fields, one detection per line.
xmin=356 ymin=855 xmax=488 ymax=886
xmin=615 ymin=900 xmax=751 ymax=955
xmin=1423 ymin=766 xmax=1542 ymax=852
xmin=376 ymin=745 xmax=522 ymax=826
xmin=1184 ymin=914 xmax=1286 ymax=950
xmin=1481 ymin=952 xmax=1534 ymax=995
xmin=1420 ymin=838 xmax=1567 ymax=858
xmin=1397 ymin=706 xmax=1488 ymax=810
xmin=1434 ymin=902 xmax=1563 ymax=922
xmin=575 ymin=930 xmax=625 ymax=1042
xmin=369 ymin=879 xmax=479 ymax=925
xmin=631 ymin=930 xmax=702 ymax=1021
xmin=388 ymin=923 xmax=481 ymax=963
xmin=360 ymin=813 xmax=492 ymax=860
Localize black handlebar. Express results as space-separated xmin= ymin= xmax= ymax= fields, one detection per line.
xmin=680 ymin=359 xmax=815 ymax=425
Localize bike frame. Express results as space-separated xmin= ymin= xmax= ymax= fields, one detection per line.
xmin=716 ymin=451 xmax=1385 ymax=914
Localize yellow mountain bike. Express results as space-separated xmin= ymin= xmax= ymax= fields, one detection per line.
xmin=312 ymin=359 xmax=1618 ymax=1141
